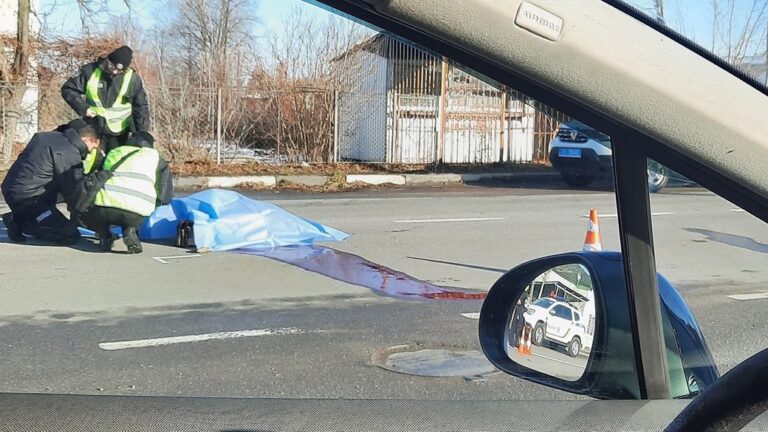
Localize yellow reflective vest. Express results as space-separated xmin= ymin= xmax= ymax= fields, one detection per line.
xmin=85 ymin=68 xmax=134 ymax=135
xmin=94 ymin=146 xmax=160 ymax=217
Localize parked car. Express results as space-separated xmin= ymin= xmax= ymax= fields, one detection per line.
xmin=549 ymin=121 xmax=691 ymax=192
xmin=524 ymin=298 xmax=590 ymax=357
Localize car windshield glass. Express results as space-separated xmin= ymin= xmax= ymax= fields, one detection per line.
xmin=2 ymin=0 xmax=763 ymax=409
xmin=533 ymin=298 xmax=556 ymax=308
xmin=621 ymin=0 xmax=768 ymax=87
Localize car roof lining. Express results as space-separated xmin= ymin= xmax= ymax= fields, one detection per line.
xmin=316 ymin=0 xmax=768 ymax=222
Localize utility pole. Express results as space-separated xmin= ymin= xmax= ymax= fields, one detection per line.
xmin=654 ymin=0 xmax=664 ymax=21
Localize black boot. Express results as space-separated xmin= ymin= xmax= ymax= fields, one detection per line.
xmin=2 ymin=212 xmax=26 ymax=243
xmin=123 ymin=226 xmax=142 ymax=254
xmin=98 ymin=234 xmax=115 ymax=252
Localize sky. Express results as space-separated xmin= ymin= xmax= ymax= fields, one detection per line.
xmin=38 ymin=0 xmax=329 ymax=38
xmin=37 ymin=0 xmax=767 ymax=59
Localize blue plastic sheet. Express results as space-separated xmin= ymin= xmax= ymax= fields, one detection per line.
xmin=139 ymin=189 xmax=348 ymax=251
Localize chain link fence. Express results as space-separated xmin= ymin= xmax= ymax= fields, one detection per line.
xmin=5 ymin=74 xmax=565 ymax=169
xmin=36 ymin=79 xmax=335 ymax=166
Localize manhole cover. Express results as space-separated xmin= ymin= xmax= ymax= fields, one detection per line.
xmin=372 ymin=345 xmax=496 ymax=378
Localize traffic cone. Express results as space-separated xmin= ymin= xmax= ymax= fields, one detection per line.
xmin=524 ymin=327 xmax=533 ymax=355
xmin=583 ymin=209 xmax=603 ymax=251
xmin=517 ymin=326 xmax=528 ymax=355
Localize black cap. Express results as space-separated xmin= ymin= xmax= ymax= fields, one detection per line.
xmin=67 ymin=118 xmax=88 ymax=131
xmin=107 ymin=46 xmax=133 ymax=70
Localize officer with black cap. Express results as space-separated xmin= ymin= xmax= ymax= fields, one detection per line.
xmin=61 ymin=45 xmax=150 ymax=168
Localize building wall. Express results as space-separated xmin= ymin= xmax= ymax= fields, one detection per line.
xmin=335 ymin=33 xmax=562 ymax=164
xmin=336 ymin=46 xmax=388 ymax=162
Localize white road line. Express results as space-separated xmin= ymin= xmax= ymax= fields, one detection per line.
xmin=581 ymin=212 xmax=673 ymax=218
xmin=530 ymin=351 xmax=586 ymax=368
xmin=726 ymin=293 xmax=768 ymax=301
xmin=394 ymin=217 xmax=505 ymax=224
xmin=152 ymin=254 xmax=202 ymax=264
xmin=731 ymin=209 xmax=746 ymax=213
xmin=461 ymin=313 xmax=481 ymax=320
xmin=99 ymin=328 xmax=305 ymax=351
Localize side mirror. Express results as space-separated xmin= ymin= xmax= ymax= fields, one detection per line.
xmin=479 ymin=252 xmax=719 ymax=399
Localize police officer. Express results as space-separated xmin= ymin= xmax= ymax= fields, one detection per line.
xmin=78 ymin=132 xmax=172 ymax=254
xmin=61 ymin=46 xmax=150 ymax=171
xmin=2 ymin=119 xmax=102 ymax=244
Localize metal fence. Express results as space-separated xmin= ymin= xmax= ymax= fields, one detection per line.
xmin=34 ymin=81 xmax=335 ymax=166
xmin=4 ymin=74 xmax=566 ymax=168
xmin=333 ymin=34 xmax=569 ymax=165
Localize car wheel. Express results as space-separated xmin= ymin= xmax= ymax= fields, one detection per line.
xmin=562 ymin=173 xmax=596 ymax=188
xmin=647 ymin=164 xmax=669 ymax=193
xmin=533 ymin=323 xmax=545 ymax=346
xmin=567 ymin=337 xmax=581 ymax=358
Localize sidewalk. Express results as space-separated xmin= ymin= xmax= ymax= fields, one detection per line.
xmin=174 ymin=170 xmax=560 ymax=191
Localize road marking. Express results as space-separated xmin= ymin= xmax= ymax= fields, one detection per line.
xmin=461 ymin=312 xmax=481 ymax=320
xmin=581 ymin=212 xmax=672 ymax=219
xmin=726 ymin=292 xmax=768 ymax=301
xmin=394 ymin=217 xmax=505 ymax=224
xmin=731 ymin=208 xmax=746 ymax=213
xmin=152 ymin=254 xmax=202 ymax=264
xmin=98 ymin=328 xmax=305 ymax=351
xmin=530 ymin=351 xmax=586 ymax=368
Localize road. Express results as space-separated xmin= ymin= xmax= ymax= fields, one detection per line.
xmin=0 ymin=182 xmax=766 ymax=399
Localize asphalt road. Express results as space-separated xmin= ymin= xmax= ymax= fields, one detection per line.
xmin=0 ymin=182 xmax=766 ymax=399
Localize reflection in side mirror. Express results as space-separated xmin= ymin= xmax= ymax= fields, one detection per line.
xmin=479 ymin=252 xmax=719 ymax=400
xmin=503 ymin=264 xmax=595 ymax=382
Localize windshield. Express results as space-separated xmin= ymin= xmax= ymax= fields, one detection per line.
xmin=0 ymin=0 xmax=764 ymax=409
xmin=622 ymin=0 xmax=768 ymax=88
xmin=532 ymin=298 xmax=556 ymax=308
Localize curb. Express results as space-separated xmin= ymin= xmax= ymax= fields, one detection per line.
xmin=173 ymin=171 xmax=559 ymax=190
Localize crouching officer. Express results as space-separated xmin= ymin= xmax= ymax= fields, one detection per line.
xmin=2 ymin=119 xmax=102 ymax=244
xmin=78 ymin=131 xmax=172 ymax=254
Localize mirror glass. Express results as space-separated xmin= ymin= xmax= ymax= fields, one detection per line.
xmin=504 ymin=264 xmax=596 ymax=381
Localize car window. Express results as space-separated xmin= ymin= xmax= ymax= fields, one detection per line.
xmin=650 ymin=182 xmax=768 ymax=376
xmin=532 ymin=298 xmax=556 ymax=309
xmin=552 ymin=305 xmax=573 ymax=320
xmin=2 ymin=0 xmax=763 ymax=408
xmin=0 ymin=0 xmax=628 ymax=402
xmin=623 ymin=0 xmax=768 ymax=87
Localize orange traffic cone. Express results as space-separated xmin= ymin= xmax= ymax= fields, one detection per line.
xmin=517 ymin=326 xmax=528 ymax=355
xmin=583 ymin=209 xmax=603 ymax=251
xmin=524 ymin=327 xmax=533 ymax=355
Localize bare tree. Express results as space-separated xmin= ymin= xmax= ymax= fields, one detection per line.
xmin=168 ymin=0 xmax=259 ymax=88
xmin=258 ymin=7 xmax=372 ymax=162
xmin=711 ymin=0 xmax=768 ymax=68
xmin=0 ymin=0 xmax=33 ymax=163
xmin=1 ymin=0 xmax=137 ymax=163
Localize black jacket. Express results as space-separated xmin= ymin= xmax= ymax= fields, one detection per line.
xmin=61 ymin=60 xmax=150 ymax=135
xmin=1 ymin=129 xmax=90 ymax=206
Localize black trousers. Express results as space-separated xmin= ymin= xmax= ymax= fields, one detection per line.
xmin=79 ymin=206 xmax=144 ymax=238
xmin=7 ymin=195 xmax=80 ymax=244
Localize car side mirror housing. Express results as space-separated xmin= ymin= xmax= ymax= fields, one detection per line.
xmin=479 ymin=252 xmax=719 ymax=399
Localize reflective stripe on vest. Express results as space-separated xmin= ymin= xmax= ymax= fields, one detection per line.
xmin=85 ymin=68 xmax=134 ymax=134
xmin=94 ymin=146 xmax=159 ymax=217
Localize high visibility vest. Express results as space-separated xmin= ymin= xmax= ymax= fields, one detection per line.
xmin=83 ymin=148 xmax=98 ymax=174
xmin=94 ymin=146 xmax=159 ymax=217
xmin=85 ymin=67 xmax=134 ymax=134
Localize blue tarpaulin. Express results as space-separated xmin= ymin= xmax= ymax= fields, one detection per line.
xmin=139 ymin=189 xmax=348 ymax=251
